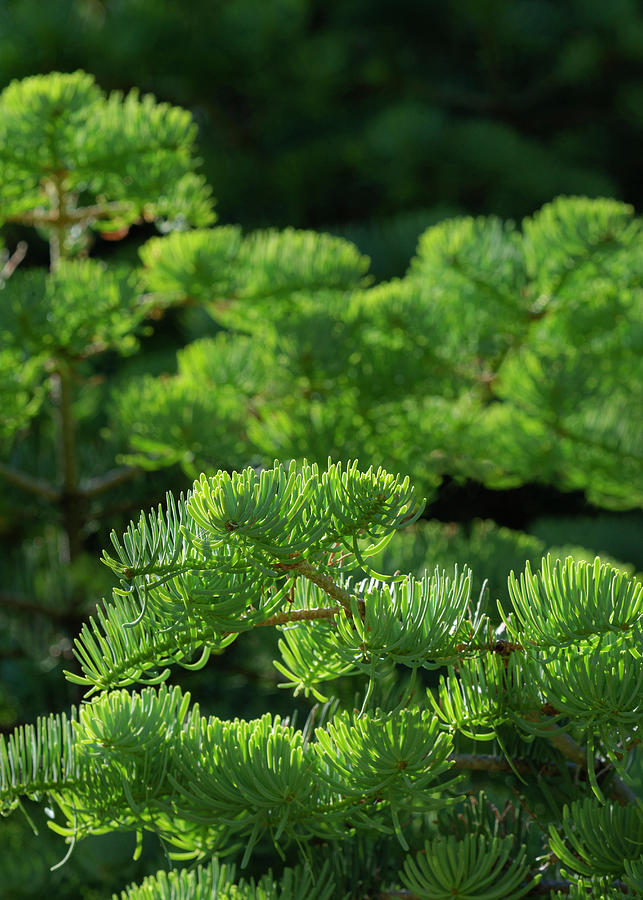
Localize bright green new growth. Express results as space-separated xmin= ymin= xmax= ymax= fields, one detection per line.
xmin=0 ymin=70 xmax=214 ymax=245
xmin=0 ymin=70 xmax=214 ymax=444
xmin=0 ymin=70 xmax=217 ymax=573
xmin=69 ymin=460 xmax=423 ymax=693
xmin=115 ymin=859 xmax=335 ymax=900
xmin=115 ymin=195 xmax=643 ymax=508
xmin=401 ymin=834 xmax=537 ymax=899
xmin=1 ymin=460 xmax=641 ymax=899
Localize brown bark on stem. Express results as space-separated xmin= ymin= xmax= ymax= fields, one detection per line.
xmin=52 ymin=360 xmax=84 ymax=561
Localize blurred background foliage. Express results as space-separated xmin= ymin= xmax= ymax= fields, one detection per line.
xmin=1 ymin=0 xmax=642 ymax=273
xmin=0 ymin=3 xmax=641 ymax=896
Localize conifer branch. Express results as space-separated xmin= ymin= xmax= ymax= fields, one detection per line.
xmin=0 ymin=591 xmax=68 ymax=621
xmin=278 ymin=559 xmax=356 ymax=614
xmin=0 ymin=74 xmax=640 ymax=895
xmin=447 ymin=256 xmax=518 ymax=313
xmin=523 ymin=714 xmax=638 ymax=807
xmin=0 ymin=461 xmax=60 ymax=501
xmin=0 ymin=240 xmax=27 ymax=280
xmin=450 ymin=752 xmax=637 ymax=807
xmin=7 ymin=201 xmax=132 ymax=229
xmin=45 ymin=171 xmax=67 ymax=271
xmin=54 ymin=362 xmax=78 ymax=497
xmin=523 ymin=714 xmax=585 ymax=767
xmin=254 ymin=606 xmax=345 ymax=629
xmin=52 ymin=359 xmax=83 ymax=559
xmin=552 ymin=421 xmax=643 ymax=465
xmin=80 ymin=465 xmax=142 ymax=498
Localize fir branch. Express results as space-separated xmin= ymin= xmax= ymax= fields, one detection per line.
xmin=6 ymin=201 xmax=132 ymax=229
xmin=0 ymin=461 xmax=59 ymax=501
xmin=548 ymin=232 xmax=620 ymax=300
xmin=449 ymin=753 xmax=574 ymax=776
xmin=55 ymin=362 xmax=78 ymax=495
xmin=0 ymin=240 xmax=27 ymax=279
xmin=45 ymin=171 xmax=67 ymax=271
xmin=450 ymin=753 xmax=638 ymax=809
xmin=254 ymin=606 xmax=346 ymax=629
xmin=523 ymin=714 xmax=638 ymax=807
xmin=288 ymin=559 xmax=355 ymax=613
xmin=52 ymin=359 xmax=82 ymax=559
xmin=447 ymin=255 xmax=519 ymax=314
xmin=552 ymin=420 xmax=643 ymax=466
xmin=522 ymin=715 xmax=584 ymax=768
xmin=0 ymin=590 xmax=68 ymax=621
xmin=507 ymin=394 xmax=643 ymax=467
xmin=80 ymin=465 xmax=142 ymax=498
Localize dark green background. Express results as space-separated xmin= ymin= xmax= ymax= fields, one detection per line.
xmin=1 ymin=0 xmax=641 ymax=241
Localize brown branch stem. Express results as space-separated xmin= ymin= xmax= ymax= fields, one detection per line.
xmin=373 ymin=878 xmax=628 ymax=898
xmin=522 ymin=714 xmax=585 ymax=767
xmin=80 ymin=465 xmax=142 ymax=498
xmin=276 ymin=559 xmax=356 ymax=613
xmin=449 ymin=753 xmax=574 ymax=777
xmin=235 ymin=606 xmax=344 ymax=632
xmin=51 ymin=359 xmax=83 ymax=559
xmin=0 ymin=461 xmax=60 ymax=502
xmin=45 ymin=172 xmax=67 ymax=271
xmin=0 ymin=591 xmax=67 ymax=621
xmin=7 ymin=200 xmax=132 ymax=230
xmin=0 ymin=240 xmax=28 ymax=279
xmin=523 ymin=714 xmax=638 ymax=806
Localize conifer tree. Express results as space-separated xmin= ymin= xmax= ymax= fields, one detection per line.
xmin=0 ymin=69 xmax=214 ymax=556
xmin=0 ymin=71 xmax=220 ymax=744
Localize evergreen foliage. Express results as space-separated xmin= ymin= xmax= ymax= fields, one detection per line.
xmin=117 ymin=195 xmax=643 ymax=509
xmin=372 ymin=517 xmax=642 ymax=629
xmin=114 ymin=860 xmax=336 ymax=900
xmin=0 ymin=70 xmax=213 ymax=241
xmin=0 ymin=70 xmax=641 ymax=899
xmin=1 ymin=460 xmax=642 ymax=898
xmin=0 ymin=72 xmax=216 ymax=754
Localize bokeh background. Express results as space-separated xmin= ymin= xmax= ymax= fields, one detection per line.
xmin=1 ymin=0 xmax=642 ymax=258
